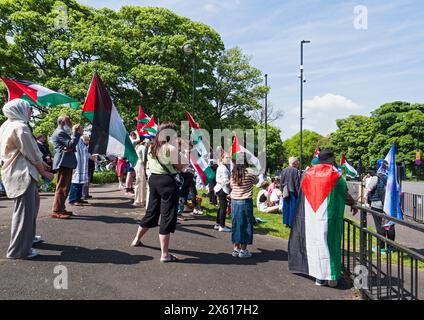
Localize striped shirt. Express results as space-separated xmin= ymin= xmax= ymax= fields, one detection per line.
xmin=230 ymin=168 xmax=259 ymax=200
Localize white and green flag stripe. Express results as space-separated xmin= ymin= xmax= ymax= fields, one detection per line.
xmin=289 ymin=164 xmax=347 ymax=281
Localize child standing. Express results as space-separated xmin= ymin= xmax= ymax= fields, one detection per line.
xmin=230 ymin=152 xmax=259 ymax=258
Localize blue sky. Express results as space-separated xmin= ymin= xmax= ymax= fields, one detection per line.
xmin=80 ymin=0 xmax=424 ymax=139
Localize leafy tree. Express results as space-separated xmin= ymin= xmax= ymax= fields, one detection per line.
xmin=325 ymin=115 xmax=374 ymax=169
xmin=32 ymin=106 xmax=86 ymax=139
xmin=369 ymin=102 xmax=424 ymax=174
xmin=207 ymin=47 xmax=268 ymax=129
xmin=283 ymin=130 xmax=327 ymax=167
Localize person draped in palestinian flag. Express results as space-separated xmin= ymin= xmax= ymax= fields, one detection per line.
xmin=288 ymin=149 xmax=357 ymax=287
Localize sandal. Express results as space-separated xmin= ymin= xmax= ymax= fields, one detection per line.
xmin=160 ymin=254 xmax=179 ymax=263
xmin=131 ymin=239 xmax=143 ymax=247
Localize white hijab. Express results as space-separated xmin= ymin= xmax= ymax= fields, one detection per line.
xmin=2 ymin=99 xmax=32 ymax=123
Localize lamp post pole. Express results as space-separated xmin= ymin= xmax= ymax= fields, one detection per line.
xmin=265 ymin=73 xmax=268 ymax=174
xmin=191 ymin=53 xmax=196 ymax=116
xmin=183 ymin=43 xmax=196 ymax=116
xmin=299 ymin=40 xmax=310 ymax=172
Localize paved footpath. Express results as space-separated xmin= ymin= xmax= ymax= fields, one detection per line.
xmin=0 ymin=184 xmax=354 ymax=300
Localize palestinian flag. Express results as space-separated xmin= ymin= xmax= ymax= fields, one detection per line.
xmin=340 ymin=153 xmax=358 ymax=178
xmin=311 ymin=147 xmax=320 ymax=165
xmin=137 ymin=105 xmax=151 ymax=132
xmin=139 ymin=115 xmax=158 ymax=137
xmin=288 ymin=164 xmax=347 ymax=281
xmin=82 ymin=73 xmax=137 ymax=165
xmin=186 ymin=112 xmax=215 ymax=184
xmin=1 ymin=77 xmax=79 ymax=109
xmin=231 ymin=134 xmax=262 ymax=173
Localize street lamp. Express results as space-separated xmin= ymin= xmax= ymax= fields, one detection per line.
xmin=183 ymin=43 xmax=196 ymax=116
xmin=299 ymin=40 xmax=310 ymax=172
xmin=264 ymin=73 xmax=268 ymax=174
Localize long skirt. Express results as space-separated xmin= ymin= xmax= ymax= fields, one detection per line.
xmin=7 ymin=181 xmax=40 ymax=259
xmin=231 ymin=198 xmax=254 ymax=245
xmin=283 ymin=192 xmax=297 ymax=227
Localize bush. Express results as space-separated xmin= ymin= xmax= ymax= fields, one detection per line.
xmin=92 ymin=171 xmax=118 ymax=184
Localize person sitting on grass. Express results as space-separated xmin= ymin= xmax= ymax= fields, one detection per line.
xmin=257 ymin=181 xmax=281 ymax=214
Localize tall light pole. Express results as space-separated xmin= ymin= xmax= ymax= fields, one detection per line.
xmin=183 ymin=43 xmax=196 ymax=116
xmin=299 ymin=40 xmax=310 ymax=172
xmin=264 ymin=73 xmax=268 ymax=174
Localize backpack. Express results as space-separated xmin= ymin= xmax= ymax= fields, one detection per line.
xmin=369 ymin=173 xmax=387 ymax=204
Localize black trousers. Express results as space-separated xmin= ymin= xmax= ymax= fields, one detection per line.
xmin=208 ymin=181 xmax=218 ymax=205
xmin=371 ymin=207 xmax=395 ymax=249
xmin=216 ymin=189 xmax=228 ymax=227
xmin=140 ymin=174 xmax=179 ymax=235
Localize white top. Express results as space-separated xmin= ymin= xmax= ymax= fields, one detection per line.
xmin=214 ymin=164 xmax=231 ymax=194
xmin=270 ymin=189 xmax=282 ymax=204
xmin=0 ymin=104 xmax=43 ymax=198
xmin=257 ymin=189 xmax=268 ymax=212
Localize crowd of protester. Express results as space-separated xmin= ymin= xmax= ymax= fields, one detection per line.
xmin=2 ymin=97 xmax=390 ymax=289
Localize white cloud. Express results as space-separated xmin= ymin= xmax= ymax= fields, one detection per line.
xmin=203 ymin=3 xmax=220 ymax=13
xmin=304 ymin=93 xmax=360 ymax=111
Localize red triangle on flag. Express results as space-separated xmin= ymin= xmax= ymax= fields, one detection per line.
xmin=301 ymin=164 xmax=341 ymax=212
xmin=186 ymin=111 xmax=201 ymax=129
xmin=231 ymin=135 xmax=241 ymax=160
xmin=1 ymin=77 xmax=38 ymax=104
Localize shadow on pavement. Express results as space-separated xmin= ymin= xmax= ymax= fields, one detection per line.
xmin=33 ymin=242 xmax=152 ymax=264
xmin=176 ymin=225 xmax=217 ymax=238
xmin=70 ymin=215 xmax=140 ymax=225
xmin=293 ymin=273 xmax=353 ymax=290
xmin=85 ymin=201 xmax=135 ymax=209
xmin=139 ymin=244 xmax=288 ymax=265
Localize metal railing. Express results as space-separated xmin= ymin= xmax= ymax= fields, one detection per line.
xmin=402 ymin=193 xmax=424 ymax=224
xmin=343 ymin=205 xmax=424 ymax=300
xmin=347 ymin=181 xmax=424 ymax=224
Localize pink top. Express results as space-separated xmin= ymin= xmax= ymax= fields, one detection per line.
xmin=267 ymin=183 xmax=275 ymax=195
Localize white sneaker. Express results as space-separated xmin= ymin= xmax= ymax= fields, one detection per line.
xmin=238 ymin=249 xmax=252 ymax=258
xmin=218 ymin=226 xmax=231 ymax=232
xmin=213 ymin=224 xmax=220 ymax=230
xmin=25 ymin=249 xmax=38 ymax=259
xmin=32 ymin=235 xmax=43 ymax=245
xmin=231 ymin=249 xmax=241 ymax=257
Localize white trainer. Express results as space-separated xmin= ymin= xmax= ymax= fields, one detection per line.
xmin=231 ymin=249 xmax=241 ymax=257
xmin=238 ymin=249 xmax=252 ymax=258
xmin=218 ymin=226 xmax=231 ymax=232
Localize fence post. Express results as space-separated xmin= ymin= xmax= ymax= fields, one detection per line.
xmin=359 ymin=208 xmax=367 ymax=265
xmin=359 ymin=207 xmax=368 ymax=298
xmin=413 ymin=195 xmax=417 ymax=221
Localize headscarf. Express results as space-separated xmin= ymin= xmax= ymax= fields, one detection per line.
xmin=2 ymin=99 xmax=32 ymax=123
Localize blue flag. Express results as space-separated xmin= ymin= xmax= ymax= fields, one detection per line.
xmin=383 ymin=144 xmax=403 ymax=224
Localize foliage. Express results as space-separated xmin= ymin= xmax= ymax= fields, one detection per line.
xmin=327 ymin=102 xmax=424 ymax=175
xmin=0 ymin=1 xmax=270 ymax=135
xmin=325 ymin=115 xmax=374 ymax=169
xmin=32 ymin=106 xmax=87 ymax=139
xmin=283 ymin=130 xmax=327 ymax=167
xmin=92 ymin=170 xmax=118 ymax=184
